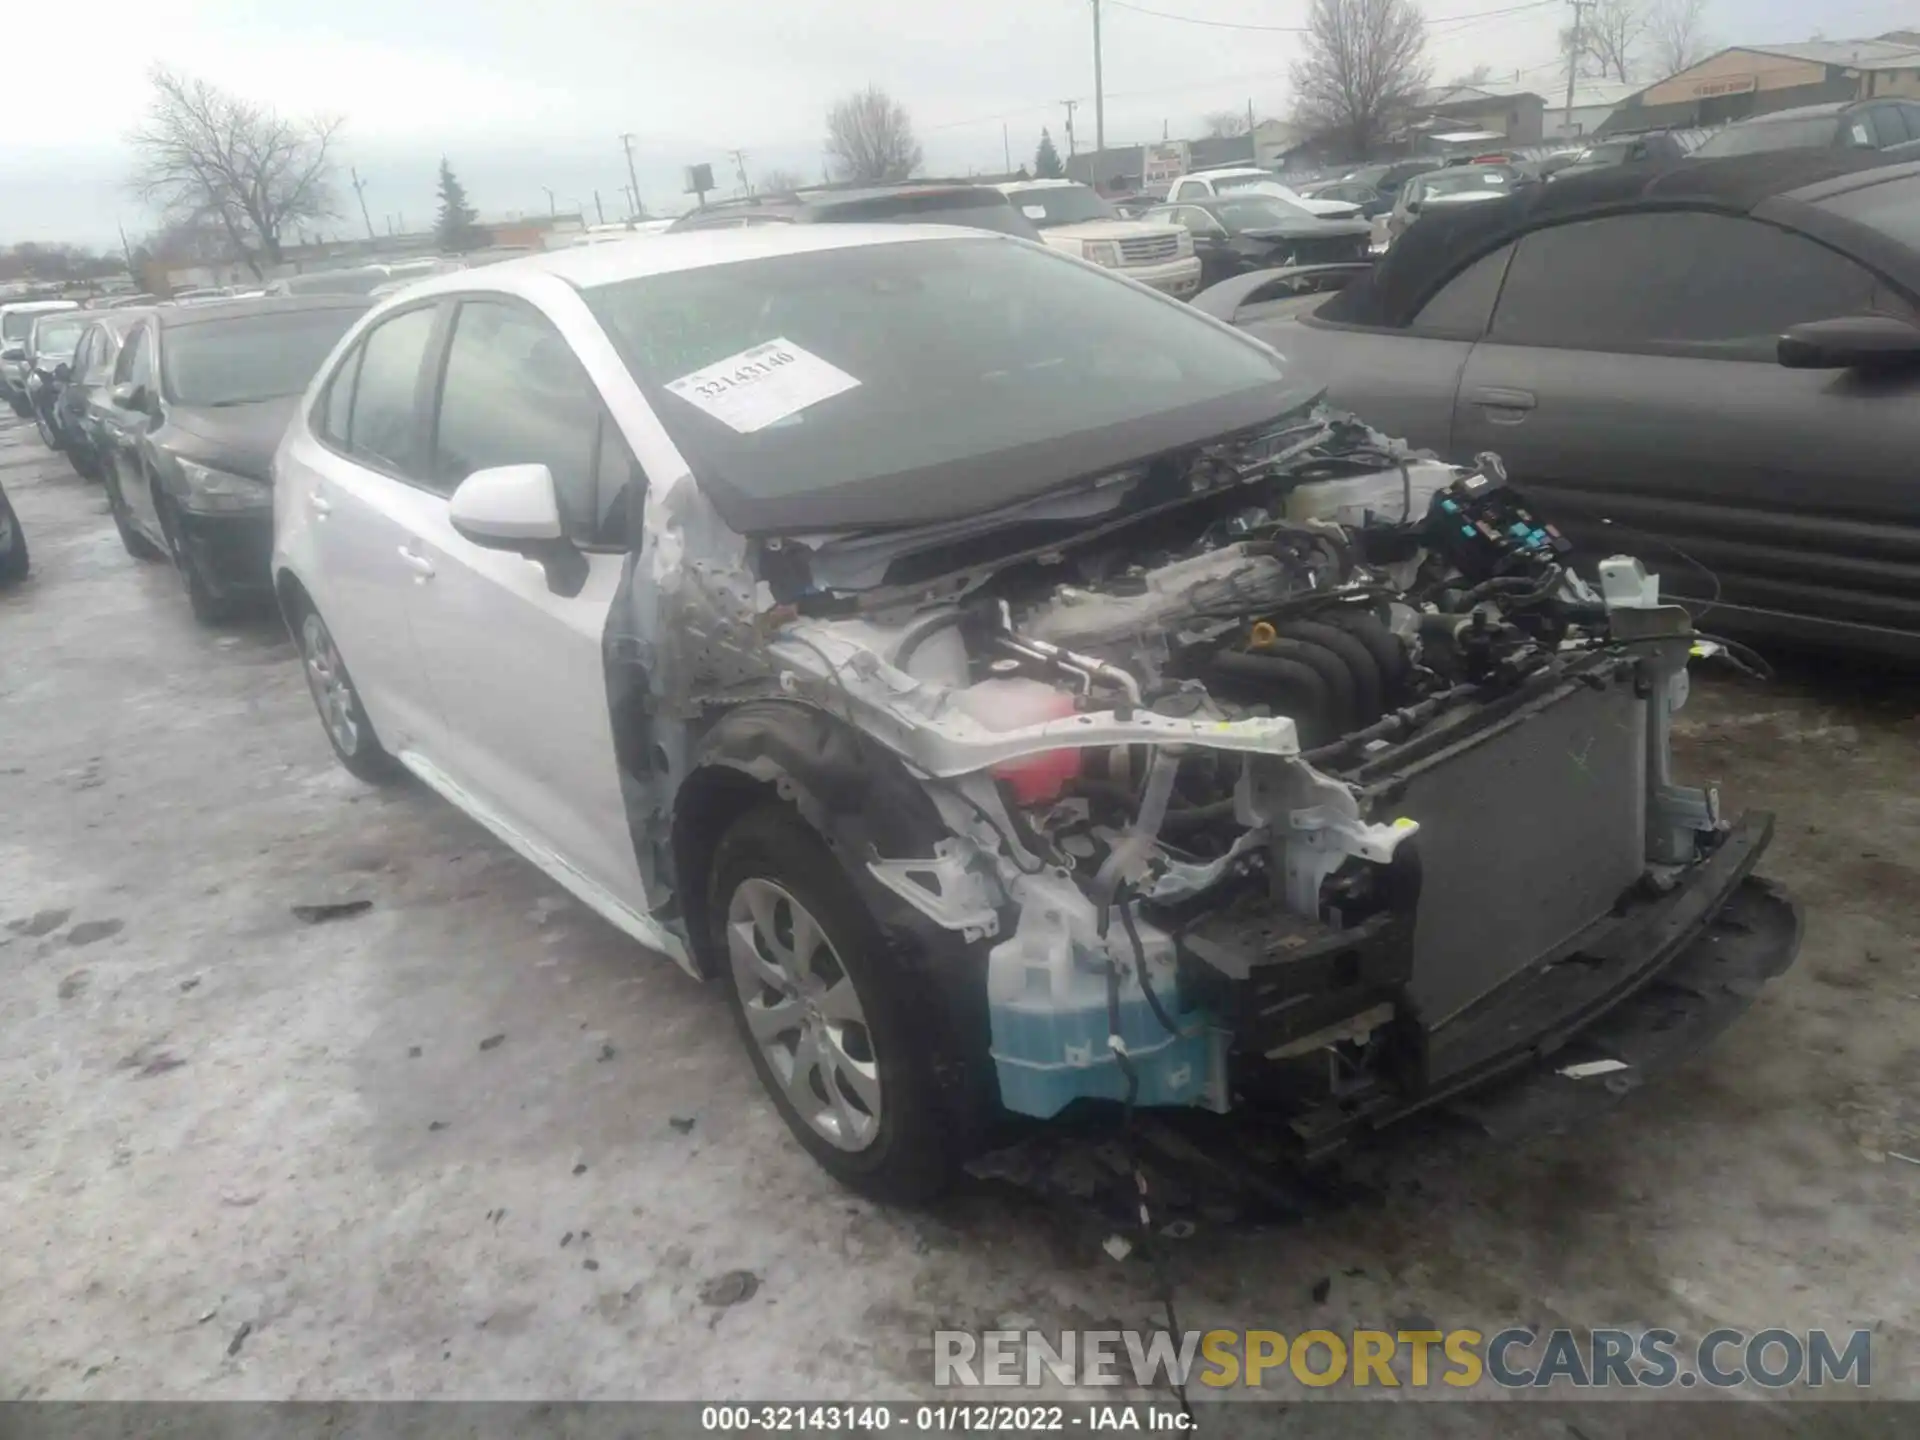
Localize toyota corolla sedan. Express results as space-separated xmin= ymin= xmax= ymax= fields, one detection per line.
xmin=273 ymin=225 xmax=1796 ymax=1201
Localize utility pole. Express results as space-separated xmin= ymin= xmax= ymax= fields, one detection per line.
xmin=594 ymin=189 xmax=605 ymax=223
xmin=542 ymin=186 xmax=556 ymax=216
xmin=727 ymin=148 xmax=750 ymax=195
xmin=1564 ymin=0 xmax=1591 ymax=137
xmin=1091 ymin=0 xmax=1106 ymax=158
xmin=1247 ymin=97 xmax=1256 ymax=137
xmin=620 ymin=133 xmax=644 ymax=219
xmin=1003 ymin=122 xmax=1011 ymax=174
xmin=1061 ymin=98 xmax=1080 ymax=158
xmin=116 ymin=221 xmax=135 ymax=278
xmin=350 ymin=166 xmax=376 ymax=240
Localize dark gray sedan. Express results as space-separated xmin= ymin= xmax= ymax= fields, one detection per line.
xmin=1206 ymin=150 xmax=1920 ymax=659
xmin=1143 ymin=196 xmax=1372 ymax=288
xmin=95 ymin=296 xmax=370 ymax=623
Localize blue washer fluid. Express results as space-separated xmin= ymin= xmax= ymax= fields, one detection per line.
xmin=986 ymin=920 xmax=1225 ymax=1118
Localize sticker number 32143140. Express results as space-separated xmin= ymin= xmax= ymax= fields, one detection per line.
xmin=665 ymin=338 xmax=861 ymax=434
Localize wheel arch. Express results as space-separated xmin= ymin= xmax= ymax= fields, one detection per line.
xmin=668 ymin=698 xmax=999 ymax=1146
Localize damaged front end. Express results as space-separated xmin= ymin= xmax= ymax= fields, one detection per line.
xmin=638 ymin=410 xmax=1800 ymax=1159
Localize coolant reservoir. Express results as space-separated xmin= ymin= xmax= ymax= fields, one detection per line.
xmin=955 ymin=678 xmax=1081 ymax=804
xmin=1286 ymin=458 xmax=1456 ymax=528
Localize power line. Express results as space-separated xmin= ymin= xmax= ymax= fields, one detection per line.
xmin=1104 ymin=0 xmax=1557 ymax=33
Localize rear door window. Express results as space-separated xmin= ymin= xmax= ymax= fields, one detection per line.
xmin=1489 ymin=211 xmax=1882 ymax=356
xmin=342 ymin=306 xmax=437 ymax=478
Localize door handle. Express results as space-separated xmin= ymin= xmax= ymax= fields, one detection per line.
xmin=308 ymin=490 xmax=332 ymax=518
xmin=397 ymin=544 xmax=436 ymax=581
xmin=1471 ymin=386 xmax=1536 ymax=417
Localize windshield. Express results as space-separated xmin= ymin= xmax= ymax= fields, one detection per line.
xmin=32 ymin=318 xmax=86 ymax=357
xmin=1413 ymin=170 xmax=1509 ymax=200
xmin=1216 ymin=197 xmax=1315 ymax=229
xmin=1695 ymin=116 xmax=1841 ymax=157
xmin=162 ymin=308 xmax=364 ymax=405
xmin=1005 ymin=185 xmax=1114 ymax=227
xmin=584 ymin=236 xmax=1299 ymax=532
xmin=4 ymin=311 xmax=51 ymax=341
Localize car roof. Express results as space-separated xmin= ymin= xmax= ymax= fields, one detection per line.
xmin=1326 ymin=149 xmax=1909 ymax=329
xmin=0 ymin=299 xmax=79 ymax=315
xmin=153 ymin=294 xmax=374 ymax=330
xmin=1732 ymin=102 xmax=1851 ymax=123
xmin=997 ymin=179 xmax=1084 ymax=191
xmin=393 ymin=223 xmax=990 ymax=297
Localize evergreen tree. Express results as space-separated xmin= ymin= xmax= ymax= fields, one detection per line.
xmin=1034 ymin=129 xmax=1065 ymax=179
xmin=434 ymin=158 xmax=482 ymax=252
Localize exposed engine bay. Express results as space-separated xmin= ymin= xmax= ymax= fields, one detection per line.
xmin=723 ymin=418 xmax=1789 ymax=1152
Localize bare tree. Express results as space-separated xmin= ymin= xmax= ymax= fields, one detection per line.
xmin=129 ymin=67 xmax=341 ymax=278
xmin=1648 ymin=0 xmax=1711 ymax=77
xmin=1560 ymin=0 xmax=1645 ymax=84
xmin=757 ymin=166 xmax=807 ymax=194
xmin=1203 ymin=110 xmax=1250 ymax=138
xmin=824 ymin=87 xmax=923 ymax=184
xmin=1290 ymin=0 xmax=1430 ymax=161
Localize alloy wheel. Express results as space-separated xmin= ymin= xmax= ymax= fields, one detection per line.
xmin=725 ymin=877 xmax=882 ymax=1152
xmin=300 ymin=611 xmax=361 ymax=756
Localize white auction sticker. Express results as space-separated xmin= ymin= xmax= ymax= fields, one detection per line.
xmin=665 ymin=338 xmax=860 ymax=434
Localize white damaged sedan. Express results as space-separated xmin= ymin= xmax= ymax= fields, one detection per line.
xmin=272 ymin=224 xmax=1797 ymax=1200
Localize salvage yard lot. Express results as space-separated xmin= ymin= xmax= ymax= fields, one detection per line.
xmin=2 ymin=412 xmax=1918 ymax=1417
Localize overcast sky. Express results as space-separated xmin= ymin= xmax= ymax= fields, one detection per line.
xmin=2 ymin=0 xmax=1911 ymax=249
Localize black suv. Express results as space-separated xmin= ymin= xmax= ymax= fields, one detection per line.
xmin=668 ymin=184 xmax=1043 ymax=238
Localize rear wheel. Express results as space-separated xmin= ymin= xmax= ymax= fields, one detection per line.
xmin=32 ymin=404 xmax=60 ymax=451
xmin=711 ymin=804 xmax=958 ymax=1203
xmin=294 ymin=602 xmax=402 ymax=785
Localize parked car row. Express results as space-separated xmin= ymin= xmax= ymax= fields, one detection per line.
xmin=22 ymin=294 xmax=371 ymax=622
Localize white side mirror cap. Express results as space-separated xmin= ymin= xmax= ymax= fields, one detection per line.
xmin=449 ymin=464 xmax=564 ymax=546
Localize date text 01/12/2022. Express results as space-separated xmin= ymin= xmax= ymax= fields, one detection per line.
xmin=699 ymin=1404 xmax=1193 ymax=1432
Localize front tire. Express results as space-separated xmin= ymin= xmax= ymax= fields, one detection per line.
xmin=293 ymin=601 xmax=403 ymax=785
xmin=711 ymin=804 xmax=958 ymax=1203
xmin=155 ymin=486 xmax=239 ymax=625
xmin=0 ymin=488 xmax=27 ymax=585
xmin=103 ymin=462 xmax=164 ymax=561
xmin=33 ymin=405 xmax=61 ymax=451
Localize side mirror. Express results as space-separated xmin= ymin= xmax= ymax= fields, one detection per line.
xmin=1778 ymin=314 xmax=1920 ymax=370
xmin=111 ymin=381 xmax=150 ymax=412
xmin=450 ymin=464 xmax=564 ymax=546
xmin=449 ymin=463 xmax=587 ymax=596
xmin=0 ymin=345 xmax=23 ymax=362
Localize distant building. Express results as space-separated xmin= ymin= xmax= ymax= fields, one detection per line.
xmin=1600 ymin=34 xmax=1920 ymax=134
xmin=1544 ymin=80 xmax=1641 ymax=141
xmin=1409 ymin=86 xmax=1547 ymax=146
